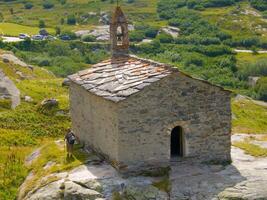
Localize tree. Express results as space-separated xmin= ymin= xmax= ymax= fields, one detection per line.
xmin=67 ymin=15 xmax=76 ymax=25
xmin=43 ymin=1 xmax=54 ymax=9
xmin=39 ymin=20 xmax=45 ymax=28
xmin=55 ymin=26 xmax=61 ymax=35
xmin=255 ymin=77 xmax=267 ymax=101
xmin=24 ymin=2 xmax=33 ymax=9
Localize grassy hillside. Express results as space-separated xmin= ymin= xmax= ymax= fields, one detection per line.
xmin=0 ymin=57 xmax=71 ymax=199
xmin=0 ymin=0 xmax=160 ymax=34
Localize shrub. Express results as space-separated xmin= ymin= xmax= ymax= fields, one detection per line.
xmin=24 ymin=2 xmax=33 ymax=9
xmin=156 ymin=33 xmax=173 ymax=43
xmin=67 ymin=15 xmax=76 ymax=25
xmin=254 ymin=77 xmax=267 ymax=101
xmin=81 ymin=34 xmax=96 ymax=42
xmin=184 ymin=54 xmax=204 ymax=67
xmin=43 ymin=1 xmax=54 ymax=9
xmin=129 ymin=31 xmax=145 ymax=42
xmin=250 ymin=0 xmax=267 ymax=11
xmin=39 ymin=20 xmax=45 ymax=28
xmin=60 ymin=31 xmax=77 ymax=40
xmin=238 ymin=59 xmax=267 ymax=80
xmin=145 ymin=27 xmax=159 ymax=38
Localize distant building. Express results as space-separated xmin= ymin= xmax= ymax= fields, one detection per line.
xmin=68 ymin=7 xmax=231 ymax=172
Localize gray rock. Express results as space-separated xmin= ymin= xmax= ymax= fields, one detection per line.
xmin=40 ymin=98 xmax=58 ymax=108
xmin=0 ymin=53 xmax=28 ymax=67
xmin=99 ymin=12 xmax=110 ymax=25
xmin=248 ymin=76 xmax=260 ymax=87
xmin=24 ymin=96 xmax=33 ymax=102
xmin=27 ymin=180 xmax=64 ymax=200
xmin=64 ymin=181 xmax=102 ymax=200
xmin=123 ymin=184 xmax=168 ymax=200
xmin=25 ymin=148 xmax=41 ymax=165
xmin=160 ymin=26 xmax=180 ymax=38
xmin=62 ymin=78 xmax=71 ymax=87
xmin=0 ymin=69 xmax=20 ymax=109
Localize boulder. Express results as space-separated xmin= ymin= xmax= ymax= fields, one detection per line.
xmin=24 ymin=96 xmax=33 ymax=102
xmin=0 ymin=69 xmax=20 ymax=109
xmin=123 ymin=184 xmax=169 ymax=200
xmin=26 ymin=180 xmax=64 ymax=200
xmin=0 ymin=53 xmax=28 ymax=67
xmin=64 ymin=181 xmax=103 ymax=200
xmin=99 ymin=12 xmax=110 ymax=25
xmin=248 ymin=76 xmax=260 ymax=87
xmin=62 ymin=78 xmax=71 ymax=87
xmin=75 ymin=30 xmax=91 ymax=38
xmin=40 ymin=98 xmax=58 ymax=109
xmin=160 ymin=26 xmax=180 ymax=38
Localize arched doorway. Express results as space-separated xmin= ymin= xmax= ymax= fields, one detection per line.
xmin=171 ymin=126 xmax=184 ymax=157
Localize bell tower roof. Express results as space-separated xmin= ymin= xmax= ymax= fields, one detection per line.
xmin=110 ymin=6 xmax=129 ymax=57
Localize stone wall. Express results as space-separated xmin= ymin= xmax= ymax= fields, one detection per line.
xmin=69 ymin=82 xmax=119 ymax=161
xmin=117 ymin=73 xmax=231 ymax=167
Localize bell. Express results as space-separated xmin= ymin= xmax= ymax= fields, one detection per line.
xmin=117 ymin=33 xmax=123 ymax=41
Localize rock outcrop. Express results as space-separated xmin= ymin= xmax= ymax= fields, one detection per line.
xmin=19 ymin=140 xmax=267 ymax=200
xmin=160 ymin=26 xmax=180 ymax=38
xmin=0 ymin=69 xmax=20 ymax=109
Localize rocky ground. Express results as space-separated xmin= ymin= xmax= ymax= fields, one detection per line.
xmin=18 ymin=134 xmax=267 ymax=200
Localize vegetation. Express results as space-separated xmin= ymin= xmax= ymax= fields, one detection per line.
xmin=0 ymin=59 xmax=70 ymax=199
xmin=233 ymin=139 xmax=267 ymax=157
xmin=232 ymin=99 xmax=267 ymax=134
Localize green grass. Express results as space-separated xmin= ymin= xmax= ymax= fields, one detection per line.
xmin=232 ymin=99 xmax=267 ymax=134
xmin=233 ymin=140 xmax=267 ymax=157
xmin=0 ymin=58 xmax=71 ymax=200
xmin=152 ymin=177 xmax=171 ymax=194
xmin=20 ymin=141 xmax=89 ymax=199
xmin=200 ymin=1 xmax=267 ymax=39
xmin=0 ymin=23 xmax=55 ymax=36
xmin=0 ymin=0 xmax=159 ymax=32
xmin=236 ymin=52 xmax=267 ymax=67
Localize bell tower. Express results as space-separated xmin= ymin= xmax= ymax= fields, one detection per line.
xmin=110 ymin=6 xmax=129 ymax=56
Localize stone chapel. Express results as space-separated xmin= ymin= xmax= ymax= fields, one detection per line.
xmin=68 ymin=6 xmax=232 ymax=171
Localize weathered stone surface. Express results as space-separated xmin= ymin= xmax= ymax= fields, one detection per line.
xmin=0 ymin=69 xmax=20 ymax=108
xmin=0 ymin=53 xmax=28 ymax=67
xmin=64 ymin=181 xmax=102 ymax=200
xmin=26 ymin=180 xmax=64 ymax=200
xmin=62 ymin=78 xmax=71 ymax=87
xmin=24 ymin=95 xmax=33 ymax=102
xmin=123 ymin=184 xmax=168 ymax=200
xmin=19 ymin=143 xmax=267 ymax=200
xmin=40 ymin=98 xmax=58 ymax=109
xmin=160 ymin=26 xmax=180 ymax=38
xmin=25 ymin=148 xmax=41 ymax=165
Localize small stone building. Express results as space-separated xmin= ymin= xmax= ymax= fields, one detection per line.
xmin=68 ymin=7 xmax=231 ymax=171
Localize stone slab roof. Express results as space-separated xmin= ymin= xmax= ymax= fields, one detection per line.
xmin=68 ymin=55 xmax=230 ymax=102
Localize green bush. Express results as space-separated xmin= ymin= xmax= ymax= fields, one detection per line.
xmin=43 ymin=1 xmax=54 ymax=9
xmin=238 ymin=59 xmax=267 ymax=80
xmin=81 ymin=34 xmax=96 ymax=42
xmin=255 ymin=77 xmax=267 ymax=101
xmin=129 ymin=30 xmax=145 ymax=42
xmin=156 ymin=33 xmax=173 ymax=43
xmin=250 ymin=0 xmax=267 ymax=11
xmin=24 ymin=2 xmax=33 ymax=9
xmin=184 ymin=54 xmax=204 ymax=67
xmin=67 ymin=15 xmax=76 ymax=25
xmin=145 ymin=27 xmax=159 ymax=38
